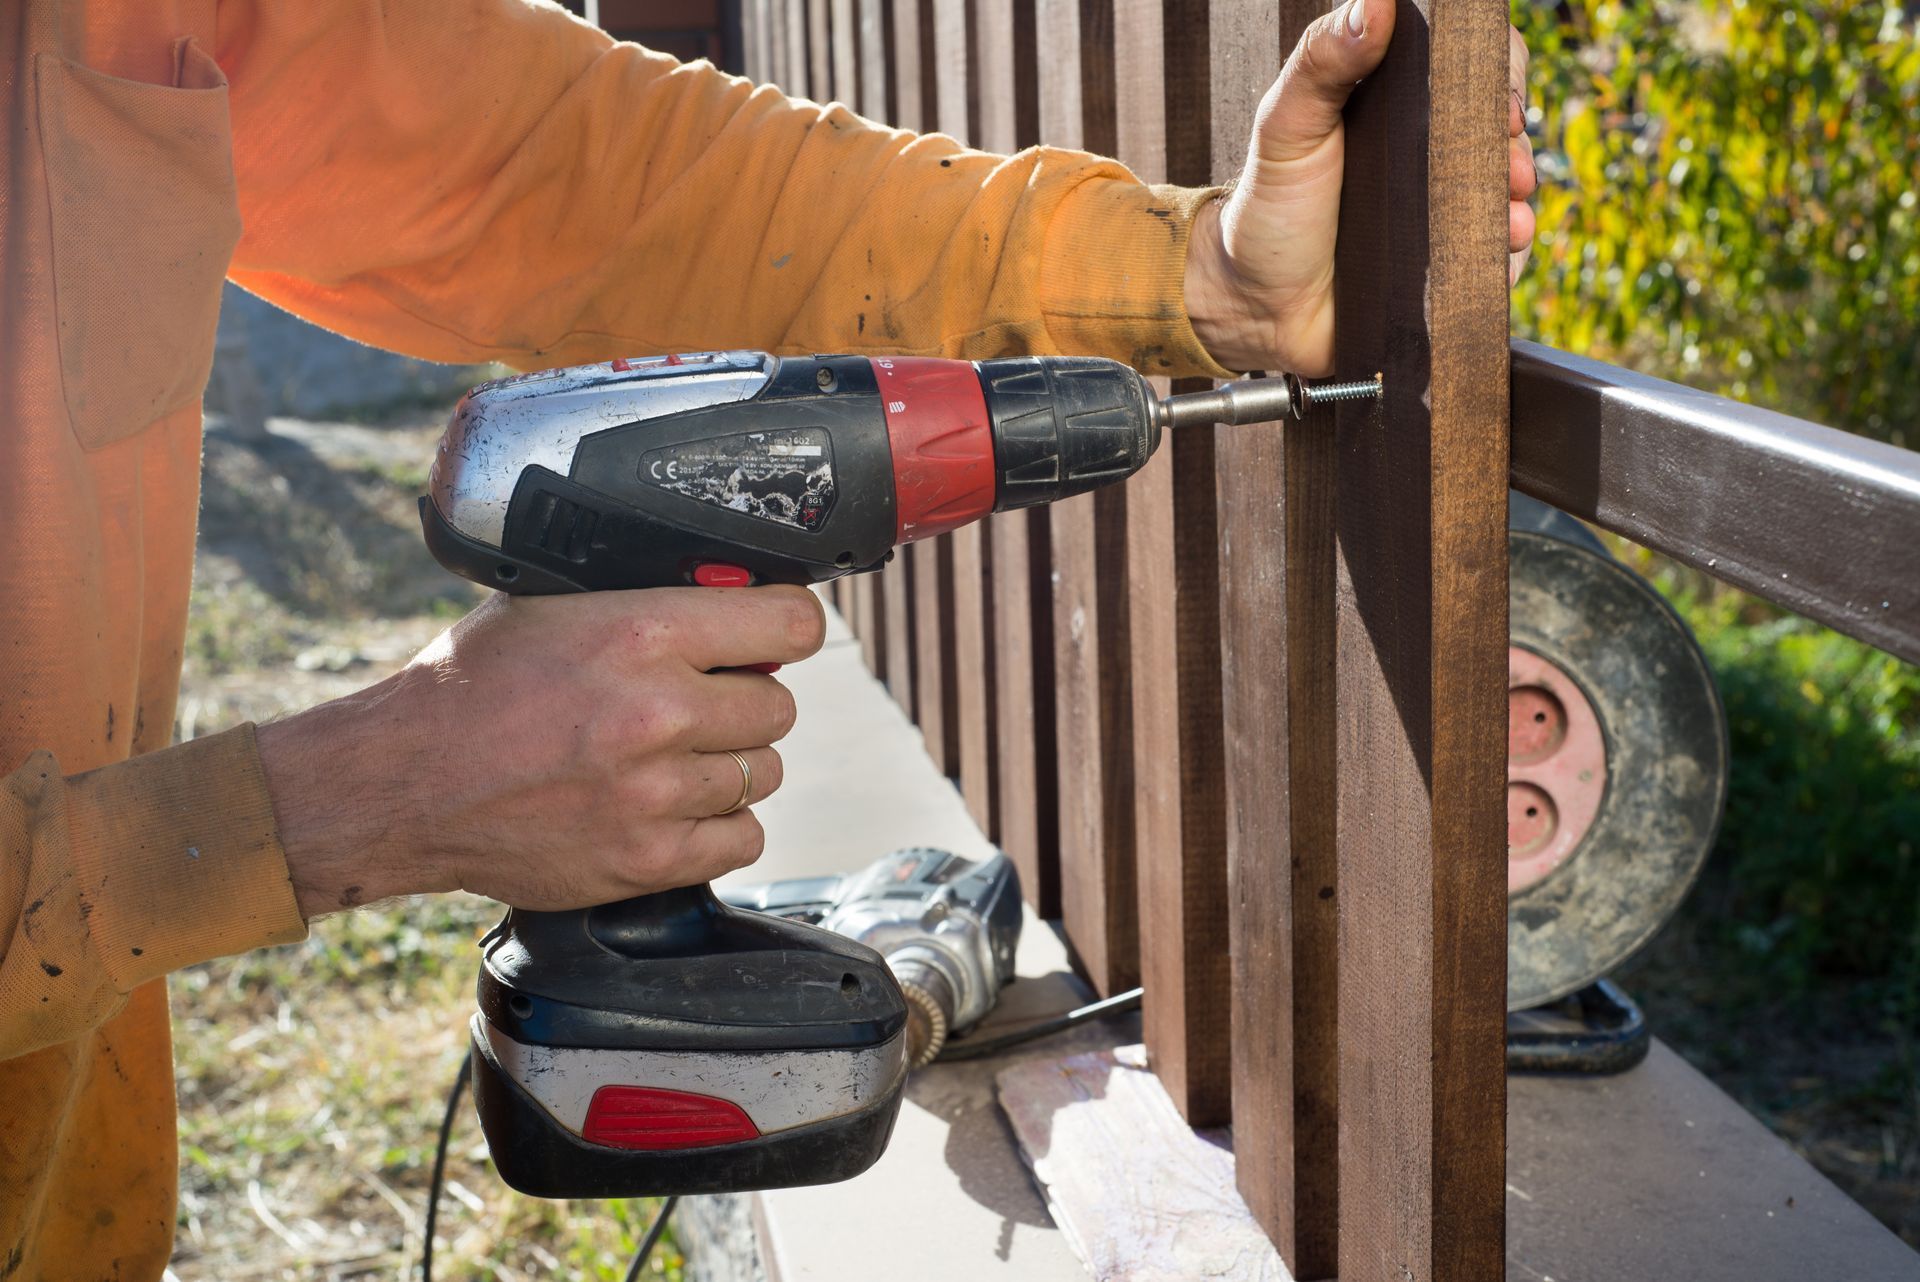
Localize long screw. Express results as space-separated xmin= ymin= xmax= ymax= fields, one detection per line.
xmin=1296 ymin=373 xmax=1385 ymax=412
xmin=1157 ymin=371 xmax=1383 ymax=430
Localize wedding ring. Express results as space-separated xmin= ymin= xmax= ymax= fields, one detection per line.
xmin=718 ymin=749 xmax=753 ymax=816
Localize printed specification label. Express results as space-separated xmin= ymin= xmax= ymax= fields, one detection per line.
xmin=639 ymin=428 xmax=836 ymax=531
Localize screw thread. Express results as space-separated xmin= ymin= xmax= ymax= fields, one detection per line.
xmin=1301 ymin=377 xmax=1384 ymax=406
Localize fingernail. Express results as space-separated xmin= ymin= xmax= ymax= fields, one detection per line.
xmin=1346 ymin=0 xmax=1367 ymax=37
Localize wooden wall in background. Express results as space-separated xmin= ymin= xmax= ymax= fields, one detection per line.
xmin=737 ymin=2 xmax=1512 ymax=1276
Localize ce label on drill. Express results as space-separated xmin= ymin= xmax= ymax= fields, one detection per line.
xmin=638 ymin=427 xmax=838 ymax=532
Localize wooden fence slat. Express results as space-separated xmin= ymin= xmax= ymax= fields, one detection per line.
xmin=831 ymin=0 xmax=861 ymax=103
xmin=808 ymin=0 xmax=833 ymax=100
xmin=884 ymin=547 xmax=917 ymax=714
xmin=973 ymin=0 xmax=1054 ymax=912
xmin=928 ymin=0 xmax=997 ymax=830
xmin=1111 ymin=0 xmax=1231 ymax=1130
xmin=875 ymin=0 xmax=933 ymax=714
xmin=1209 ymin=2 xmax=1341 ymax=1273
xmin=1036 ymin=0 xmax=1136 ymax=996
xmin=741 ymin=0 xmax=769 ymax=82
xmin=859 ymin=0 xmax=895 ymax=121
xmin=911 ymin=537 xmax=959 ymax=776
xmin=889 ymin=0 xmax=934 ymax=130
xmin=1332 ymin=2 xmax=1511 ymax=1279
xmin=783 ymin=0 xmax=809 ymax=93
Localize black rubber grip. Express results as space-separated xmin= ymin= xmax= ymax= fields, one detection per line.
xmin=978 ymin=356 xmax=1161 ymax=511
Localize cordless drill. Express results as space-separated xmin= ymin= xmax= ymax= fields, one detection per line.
xmin=420 ymin=349 xmax=1335 ymax=1200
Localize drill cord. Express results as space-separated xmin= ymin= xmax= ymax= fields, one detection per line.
xmin=419 ymin=1050 xmax=676 ymax=1281
xmin=623 ymin=1196 xmax=679 ymax=1282
xmin=421 ymin=1050 xmax=471 ymax=1282
xmin=933 ymin=986 xmax=1143 ymax=1063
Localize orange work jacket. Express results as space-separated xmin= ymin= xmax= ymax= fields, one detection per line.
xmin=0 ymin=0 xmax=1227 ymax=1274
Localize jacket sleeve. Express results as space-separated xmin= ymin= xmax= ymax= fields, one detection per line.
xmin=0 ymin=726 xmax=306 ymax=1058
xmin=213 ymin=0 xmax=1233 ymax=378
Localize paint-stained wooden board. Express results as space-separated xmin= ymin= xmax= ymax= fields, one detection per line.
xmin=996 ymin=1045 xmax=1291 ymax=1282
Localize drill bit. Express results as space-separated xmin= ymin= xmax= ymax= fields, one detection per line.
xmin=1157 ymin=372 xmax=1383 ymax=429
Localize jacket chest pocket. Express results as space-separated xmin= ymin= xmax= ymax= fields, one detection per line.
xmin=34 ymin=39 xmax=242 ymax=450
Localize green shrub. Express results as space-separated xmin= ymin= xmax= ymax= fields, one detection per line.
xmin=1513 ymin=0 xmax=1920 ymax=444
xmin=1648 ymin=562 xmax=1920 ymax=1013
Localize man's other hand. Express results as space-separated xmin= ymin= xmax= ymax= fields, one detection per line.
xmin=257 ymin=586 xmax=827 ymax=918
xmin=1184 ymin=0 xmax=1537 ymax=374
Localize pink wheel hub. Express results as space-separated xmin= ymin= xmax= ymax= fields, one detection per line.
xmin=1507 ymin=646 xmax=1607 ymax=893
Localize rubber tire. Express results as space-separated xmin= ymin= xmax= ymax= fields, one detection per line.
xmin=1505 ymin=530 xmax=1729 ymax=1010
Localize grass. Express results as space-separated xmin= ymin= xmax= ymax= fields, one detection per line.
xmin=1615 ymin=544 xmax=1920 ymax=1244
xmin=170 ymin=897 xmax=687 ymax=1281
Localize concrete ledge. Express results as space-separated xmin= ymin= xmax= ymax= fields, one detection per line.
xmin=679 ymin=604 xmax=1918 ymax=1282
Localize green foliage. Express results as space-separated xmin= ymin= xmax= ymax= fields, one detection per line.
xmin=1646 ymin=559 xmax=1920 ymax=1013
xmin=1512 ymin=0 xmax=1920 ymax=443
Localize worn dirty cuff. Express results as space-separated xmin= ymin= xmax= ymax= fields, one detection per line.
xmin=1038 ymin=180 xmax=1236 ymax=381
xmin=67 ymin=724 xmax=307 ymax=989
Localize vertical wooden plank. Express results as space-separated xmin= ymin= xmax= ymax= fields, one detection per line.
xmin=931 ymin=0 xmax=980 ymax=145
xmin=782 ymin=0 xmax=810 ymax=94
xmin=1112 ymin=0 xmax=1230 ymax=1129
xmin=1036 ymin=0 xmax=1135 ymax=996
xmin=808 ymin=0 xmax=833 ymax=99
xmin=1333 ymin=2 xmax=1511 ymax=1280
xmin=911 ymin=538 xmax=959 ymax=775
xmin=859 ymin=0 xmax=895 ymax=121
xmin=741 ymin=0 xmax=770 ymax=82
xmin=877 ymin=0 xmax=933 ymax=721
xmin=975 ymin=0 xmax=1052 ymax=907
xmin=884 ymin=547 xmax=917 ymax=714
xmin=831 ymin=0 xmax=861 ymax=103
xmin=973 ymin=0 xmax=1037 ymax=156
xmin=889 ymin=0 xmax=935 ymax=130
xmin=1209 ymin=2 xmax=1341 ymax=1274
xmin=930 ymin=0 xmax=994 ymax=825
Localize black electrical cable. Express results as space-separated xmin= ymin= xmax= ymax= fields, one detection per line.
xmin=420 ymin=1050 xmax=675 ymax=1282
xmin=622 ymin=1197 xmax=678 ymax=1282
xmin=421 ymin=1050 xmax=471 ymax=1282
xmin=933 ymin=986 xmax=1143 ymax=1063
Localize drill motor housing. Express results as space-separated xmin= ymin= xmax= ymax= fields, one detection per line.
xmin=422 ymin=350 xmax=1161 ymax=596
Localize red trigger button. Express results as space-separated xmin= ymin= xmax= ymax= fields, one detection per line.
xmin=693 ymin=563 xmax=753 ymax=588
xmin=692 ymin=563 xmax=781 ymax=673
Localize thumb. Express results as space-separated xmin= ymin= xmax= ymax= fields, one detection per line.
xmin=1256 ymin=0 xmax=1396 ymax=165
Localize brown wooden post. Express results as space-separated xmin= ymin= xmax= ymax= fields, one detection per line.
xmin=1208 ymin=1 xmax=1341 ymax=1274
xmin=889 ymin=0 xmax=935 ymax=130
xmin=1036 ymin=0 xmax=1138 ymax=996
xmin=1332 ymin=2 xmax=1511 ymax=1279
xmin=1109 ymin=0 xmax=1232 ymax=1128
